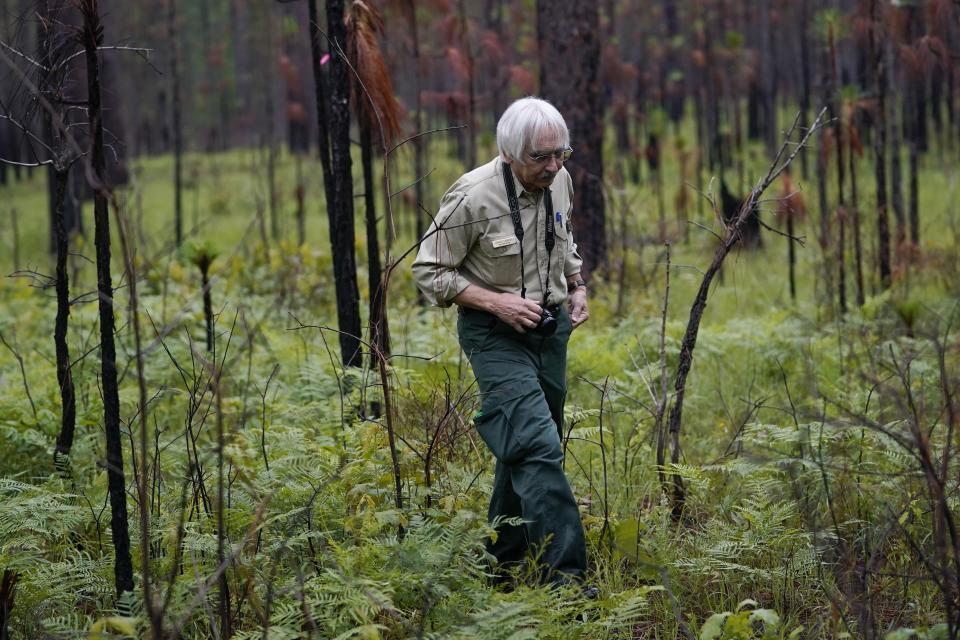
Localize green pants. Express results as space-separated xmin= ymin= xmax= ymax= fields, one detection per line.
xmin=458 ymin=305 xmax=587 ymax=581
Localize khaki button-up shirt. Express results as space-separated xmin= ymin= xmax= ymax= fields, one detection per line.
xmin=413 ymin=157 xmax=583 ymax=308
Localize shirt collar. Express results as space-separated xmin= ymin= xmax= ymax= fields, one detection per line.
xmin=502 ymin=159 xmax=538 ymax=198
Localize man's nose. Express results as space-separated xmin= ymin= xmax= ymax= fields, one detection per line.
xmin=544 ymin=155 xmax=561 ymax=172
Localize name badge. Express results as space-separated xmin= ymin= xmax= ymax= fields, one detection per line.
xmin=492 ymin=237 xmax=517 ymax=248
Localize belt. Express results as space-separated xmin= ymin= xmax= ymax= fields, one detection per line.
xmin=459 ymin=303 xmax=562 ymax=320
xmin=457 ymin=304 xmax=563 ymax=316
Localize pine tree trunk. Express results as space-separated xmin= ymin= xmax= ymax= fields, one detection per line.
xmin=199 ymin=0 xmax=218 ymax=151
xmin=908 ymin=140 xmax=919 ymax=247
xmin=904 ymin=3 xmax=922 ymax=245
xmin=850 ymin=133 xmax=865 ymax=306
xmin=404 ymin=0 xmax=427 ymax=291
xmin=40 ymin=0 xmax=82 ymax=254
xmin=361 ymin=122 xmax=389 ymax=368
xmin=295 ymin=155 xmax=305 ymax=246
xmin=52 ymin=168 xmax=77 ymax=462
xmin=829 ymin=25 xmax=846 ymax=314
xmin=536 ymin=0 xmax=605 ymax=274
xmin=872 ymin=0 xmax=891 ymax=288
xmin=308 ymin=0 xmax=332 ymax=174
xmin=787 ymin=212 xmax=797 ymax=300
xmin=37 ymin=1 xmax=78 ymax=462
xmin=265 ymin=12 xmax=279 ymax=244
xmin=169 ymin=0 xmax=183 ymax=247
xmin=325 ymin=0 xmax=362 ymax=367
xmin=799 ymin=0 xmax=812 ymax=180
xmin=202 ymin=266 xmax=214 ymax=354
xmin=759 ymin=0 xmax=777 ymax=157
xmin=890 ymin=94 xmax=906 ymax=259
xmin=307 ymin=0 xmax=362 ymax=367
xmin=947 ymin=62 xmax=956 ymax=155
xmin=230 ymin=0 xmax=251 ymax=145
xmin=816 ymin=55 xmax=833 ymax=304
xmin=457 ymin=0 xmax=477 ymax=170
xmin=80 ymin=0 xmax=134 ymax=596
xmin=402 ymin=0 xmax=427 ymax=249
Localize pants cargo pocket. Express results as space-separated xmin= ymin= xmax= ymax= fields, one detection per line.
xmin=475 ymin=378 xmax=561 ymax=466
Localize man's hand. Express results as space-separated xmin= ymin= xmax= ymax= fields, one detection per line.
xmin=568 ymin=287 xmax=589 ymax=329
xmin=453 ymin=286 xmax=543 ymax=334
xmin=488 ymin=293 xmax=544 ymax=333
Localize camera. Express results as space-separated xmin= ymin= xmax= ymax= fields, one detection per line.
xmin=533 ymin=307 xmax=557 ymax=336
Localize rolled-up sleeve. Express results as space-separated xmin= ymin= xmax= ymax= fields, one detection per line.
xmin=412 ymin=189 xmax=474 ymax=306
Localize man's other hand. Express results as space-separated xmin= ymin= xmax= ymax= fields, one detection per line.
xmin=568 ymin=288 xmax=589 ymax=329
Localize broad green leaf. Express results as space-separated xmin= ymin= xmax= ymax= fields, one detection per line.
xmin=87 ymin=616 xmax=138 ymax=638
xmin=749 ymin=608 xmax=780 ymax=628
xmin=700 ymin=612 xmax=732 ymax=640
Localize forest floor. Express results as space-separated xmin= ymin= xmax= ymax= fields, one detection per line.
xmin=1 ymin=139 xmax=959 ymax=638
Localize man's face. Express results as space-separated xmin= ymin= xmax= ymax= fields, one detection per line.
xmin=509 ymin=131 xmax=568 ymax=192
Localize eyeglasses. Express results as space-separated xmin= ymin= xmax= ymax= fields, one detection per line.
xmin=527 ymin=147 xmax=573 ymax=164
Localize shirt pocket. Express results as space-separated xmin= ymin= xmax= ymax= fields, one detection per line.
xmin=479 ymin=234 xmax=522 ymax=287
xmin=553 ymin=216 xmax=568 ymax=256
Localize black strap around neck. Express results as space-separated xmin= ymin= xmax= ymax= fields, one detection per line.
xmin=502 ymin=162 xmax=524 ymax=241
xmin=501 ymin=161 xmax=555 ymax=304
xmin=501 ymin=162 xmax=527 ymax=299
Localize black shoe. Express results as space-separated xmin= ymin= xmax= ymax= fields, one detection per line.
xmin=547 ymin=574 xmax=600 ymax=600
xmin=581 ymin=585 xmax=600 ymax=600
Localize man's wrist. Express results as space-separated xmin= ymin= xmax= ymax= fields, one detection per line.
xmin=567 ymin=278 xmax=587 ymax=294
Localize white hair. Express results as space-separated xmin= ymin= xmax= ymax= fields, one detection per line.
xmin=496 ymin=97 xmax=570 ymax=164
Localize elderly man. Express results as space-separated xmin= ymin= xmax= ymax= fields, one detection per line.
xmin=413 ymin=97 xmax=590 ymax=587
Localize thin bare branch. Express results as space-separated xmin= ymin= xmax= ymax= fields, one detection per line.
xmin=0 ymin=38 xmax=47 ymax=71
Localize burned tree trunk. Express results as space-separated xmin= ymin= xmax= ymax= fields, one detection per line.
xmin=41 ymin=2 xmax=83 ymax=255
xmin=52 ymin=168 xmax=76 ymax=463
xmin=536 ymin=0 xmax=605 ymax=274
xmin=759 ymin=0 xmax=777 ymax=157
xmin=890 ymin=91 xmax=906 ymax=260
xmin=80 ymin=0 xmax=134 ymax=596
xmin=780 ymin=172 xmax=805 ymax=301
xmin=456 ymin=0 xmax=477 ymax=169
xmin=403 ymin=0 xmax=428 ymax=293
xmin=306 ymin=0 xmax=362 ymax=367
xmin=871 ymin=0 xmax=891 ymax=288
xmin=360 ymin=122 xmax=388 ymax=366
xmin=887 ymin=31 xmax=907 ymax=263
xmin=169 ymin=0 xmax=184 ymax=247
xmin=308 ymin=0 xmax=331 ymax=175
xmin=849 ymin=125 xmax=865 ymax=307
xmin=325 ymin=0 xmax=362 ymax=367
xmin=345 ymin=0 xmax=402 ymax=370
xmin=816 ymin=50 xmax=834 ymax=304
xmin=799 ymin=0 xmax=812 ymax=180
xmin=37 ymin=0 xmax=77 ymax=464
xmin=828 ymin=21 xmax=847 ymax=314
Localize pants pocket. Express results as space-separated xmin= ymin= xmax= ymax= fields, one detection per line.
xmin=475 ymin=378 xmax=560 ymax=466
xmin=458 ymin=310 xmax=498 ymax=354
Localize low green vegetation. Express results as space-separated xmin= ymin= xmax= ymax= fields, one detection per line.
xmin=1 ymin=138 xmax=959 ymax=638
